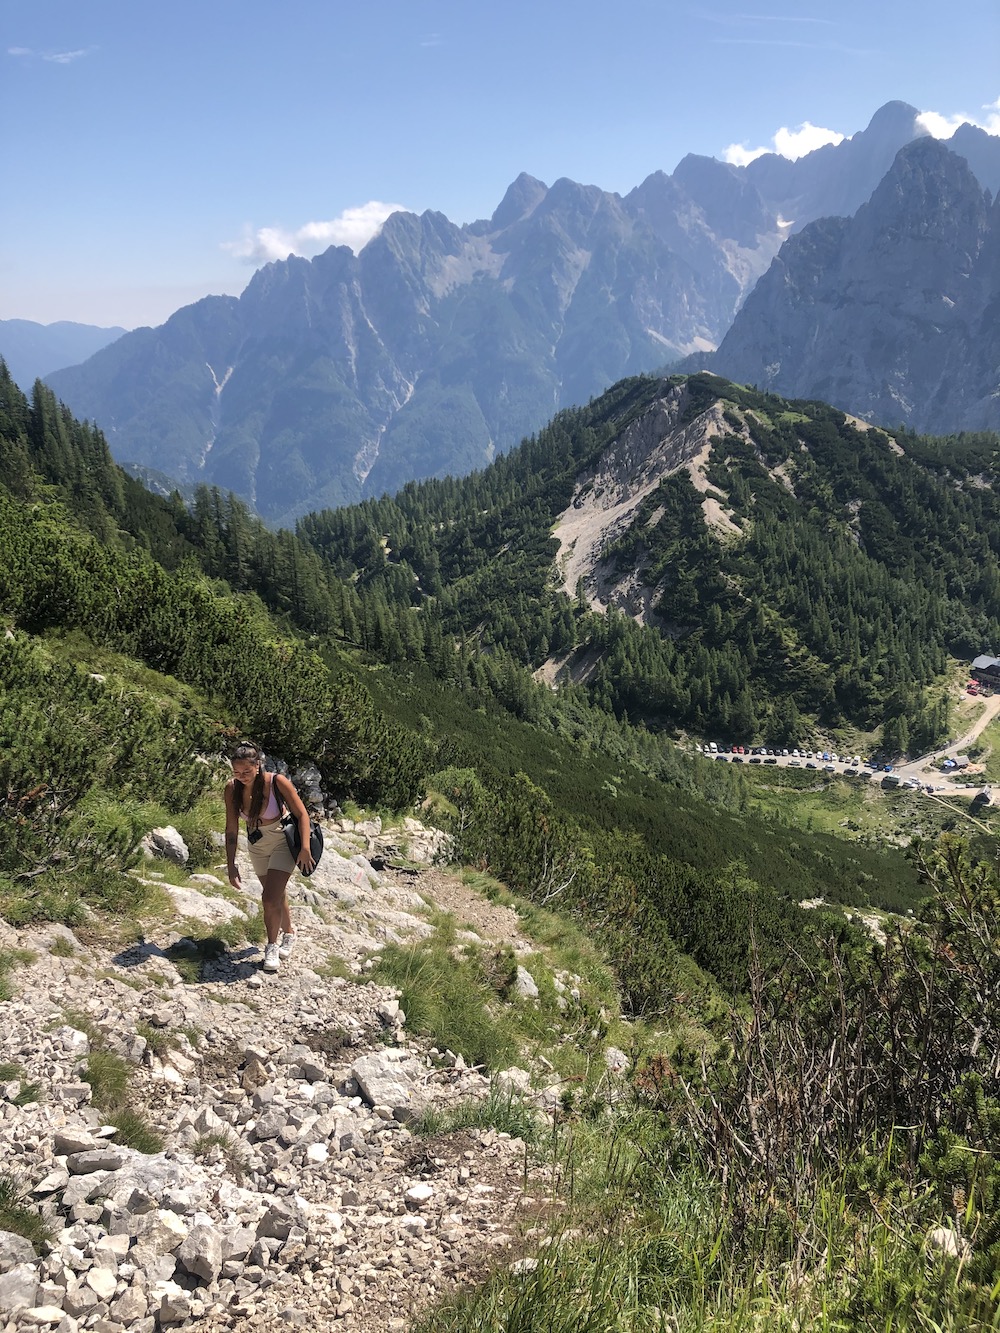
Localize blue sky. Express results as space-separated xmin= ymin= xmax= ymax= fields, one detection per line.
xmin=4 ymin=0 xmax=999 ymax=329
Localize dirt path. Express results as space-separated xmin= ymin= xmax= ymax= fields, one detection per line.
xmin=895 ymin=691 xmax=1000 ymax=783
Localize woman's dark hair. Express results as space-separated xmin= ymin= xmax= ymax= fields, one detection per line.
xmin=230 ymin=741 xmax=266 ymax=828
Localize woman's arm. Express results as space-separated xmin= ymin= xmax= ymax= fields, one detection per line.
xmin=275 ymin=773 xmax=315 ymax=873
xmin=224 ymin=780 xmax=242 ymax=888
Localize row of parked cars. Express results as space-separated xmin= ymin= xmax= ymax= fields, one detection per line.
xmin=697 ymin=743 xmax=865 ymax=766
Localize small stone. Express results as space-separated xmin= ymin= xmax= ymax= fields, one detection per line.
xmin=176 ymin=1225 xmax=223 ymax=1284
xmin=85 ymin=1268 xmax=117 ymax=1301
xmin=0 ymin=1230 xmax=37 ymax=1268
xmin=19 ymin=1307 xmax=66 ymax=1326
xmin=926 ymin=1226 xmax=972 ymax=1262
xmin=404 ymin=1183 xmax=434 ymax=1208
xmin=0 ymin=1261 xmax=40 ymax=1311
xmin=66 ymin=1149 xmax=125 ymax=1175
xmin=513 ymin=966 xmax=539 ymax=1000
xmin=109 ymin=1286 xmax=149 ymax=1321
xmin=53 ymin=1130 xmax=99 ymax=1156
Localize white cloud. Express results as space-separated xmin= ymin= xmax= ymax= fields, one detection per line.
xmin=224 ymin=201 xmax=408 ymax=265
xmin=917 ymin=97 xmax=1000 ymax=139
xmin=8 ymin=45 xmax=93 ymax=63
xmin=44 ymin=48 xmax=89 ymax=64
xmin=724 ymin=121 xmax=844 ymax=166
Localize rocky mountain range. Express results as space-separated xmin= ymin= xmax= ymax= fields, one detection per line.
xmin=0 ymin=320 xmax=125 ymax=394
xmin=43 ymin=102 xmax=998 ymax=526
xmin=706 ymin=136 xmax=1000 ymax=433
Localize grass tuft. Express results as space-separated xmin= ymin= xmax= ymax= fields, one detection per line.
xmin=81 ymin=1050 xmax=130 ymax=1111
xmin=415 ymin=1081 xmax=543 ymax=1144
xmin=0 ymin=947 xmax=36 ymax=1001
xmin=371 ymin=938 xmax=518 ymax=1072
xmin=108 ymin=1108 xmax=164 ymax=1154
xmin=191 ymin=1130 xmax=247 ymax=1179
xmin=0 ymin=1175 xmax=52 ymax=1253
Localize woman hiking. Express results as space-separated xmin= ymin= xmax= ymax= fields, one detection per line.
xmin=225 ymin=741 xmax=314 ymax=973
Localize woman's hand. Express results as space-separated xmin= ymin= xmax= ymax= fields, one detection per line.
xmin=297 ymin=846 xmax=315 ymax=874
xmin=228 ymin=866 xmax=242 ymax=890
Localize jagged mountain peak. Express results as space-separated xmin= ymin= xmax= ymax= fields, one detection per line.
xmin=490 ymin=172 xmax=549 ymax=229
xmin=710 ymin=136 xmax=998 ymax=433
xmin=861 ymin=99 xmax=923 ymax=138
xmin=857 ymin=134 xmax=989 ymax=235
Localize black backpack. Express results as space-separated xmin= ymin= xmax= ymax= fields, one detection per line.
xmin=271 ymin=774 xmax=324 ymax=876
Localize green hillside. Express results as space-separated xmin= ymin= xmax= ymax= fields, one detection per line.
xmin=7 ymin=363 xmax=1000 ymax=1325
xmin=0 ymin=363 xmax=932 ymax=1003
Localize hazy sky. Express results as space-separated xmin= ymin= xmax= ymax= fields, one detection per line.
xmin=4 ymin=0 xmax=999 ymax=329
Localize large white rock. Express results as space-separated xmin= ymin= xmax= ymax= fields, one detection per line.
xmin=145 ymin=826 xmax=190 ymax=865
xmin=0 ymin=1262 xmax=40 ymax=1312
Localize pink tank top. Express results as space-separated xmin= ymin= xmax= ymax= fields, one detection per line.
xmin=243 ymin=776 xmax=281 ymax=824
xmin=260 ymin=779 xmax=281 ymax=821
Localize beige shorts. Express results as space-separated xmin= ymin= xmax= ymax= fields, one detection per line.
xmin=247 ymin=820 xmax=297 ymax=881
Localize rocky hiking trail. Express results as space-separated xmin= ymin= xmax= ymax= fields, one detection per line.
xmin=0 ymin=818 xmax=564 ymax=1332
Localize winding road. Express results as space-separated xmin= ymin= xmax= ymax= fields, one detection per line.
xmin=703 ymin=690 xmax=1000 ymax=805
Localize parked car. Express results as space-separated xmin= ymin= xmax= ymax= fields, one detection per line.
xmin=749 ymin=756 xmax=762 ymax=764
xmin=844 ymin=767 xmax=858 ymax=776
xmin=806 ymin=761 xmax=818 ymax=769
xmin=823 ymin=762 xmax=836 ymax=772
xmin=764 ymin=757 xmax=778 ymax=765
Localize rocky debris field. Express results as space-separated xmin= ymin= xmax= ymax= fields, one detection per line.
xmin=0 ymin=818 xmax=556 ymax=1332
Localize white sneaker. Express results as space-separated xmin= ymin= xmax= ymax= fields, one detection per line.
xmin=278 ymin=932 xmax=296 ymax=960
xmin=262 ymin=942 xmax=280 ymax=973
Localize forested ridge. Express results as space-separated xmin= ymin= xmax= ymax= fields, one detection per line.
xmin=298 ymin=373 xmax=1000 ymax=755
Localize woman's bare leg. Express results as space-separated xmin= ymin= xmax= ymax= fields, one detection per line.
xmin=262 ymin=869 xmax=292 ymax=944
